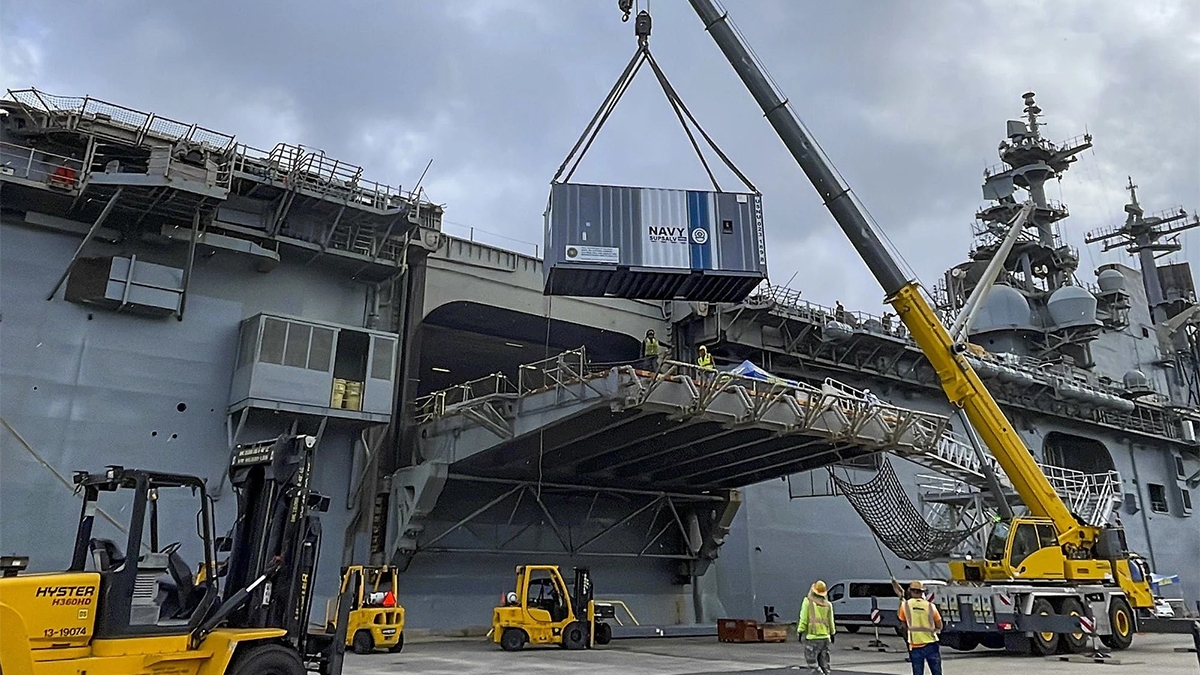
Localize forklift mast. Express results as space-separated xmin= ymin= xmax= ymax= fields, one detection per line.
xmin=571 ymin=568 xmax=593 ymax=619
xmin=223 ymin=434 xmax=331 ymax=653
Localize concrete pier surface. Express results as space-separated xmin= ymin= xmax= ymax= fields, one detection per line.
xmin=343 ymin=632 xmax=1199 ymax=675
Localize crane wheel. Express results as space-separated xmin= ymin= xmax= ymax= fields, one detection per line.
xmin=594 ymin=621 xmax=613 ymax=646
xmin=1030 ymin=598 xmax=1060 ymax=656
xmin=352 ymin=630 xmax=374 ymax=654
xmin=1100 ymin=598 xmax=1134 ymax=650
xmin=563 ymin=621 xmax=588 ymax=650
xmin=500 ymin=628 xmax=527 ymax=652
xmin=228 ymin=643 xmax=306 ymax=675
xmin=1057 ymin=598 xmax=1088 ymax=654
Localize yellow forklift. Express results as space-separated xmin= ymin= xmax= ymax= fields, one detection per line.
xmin=0 ymin=434 xmax=352 ymax=674
xmin=324 ymin=565 xmax=406 ymax=654
xmin=492 ymin=565 xmax=615 ymax=651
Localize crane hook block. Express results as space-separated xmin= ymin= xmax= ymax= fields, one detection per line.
xmin=618 ymin=0 xmax=632 ymax=22
xmin=635 ymin=10 xmax=652 ymax=37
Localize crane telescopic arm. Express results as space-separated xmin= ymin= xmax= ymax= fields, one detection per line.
xmin=684 ymin=0 xmax=1090 ymax=548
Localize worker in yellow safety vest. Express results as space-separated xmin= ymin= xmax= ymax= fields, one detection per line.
xmin=696 ymin=345 xmax=713 ymax=370
xmin=797 ymin=580 xmax=835 ymax=675
xmin=642 ymin=330 xmax=660 ymax=369
xmin=897 ymin=580 xmax=943 ymax=675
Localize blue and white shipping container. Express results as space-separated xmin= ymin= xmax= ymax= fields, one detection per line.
xmin=543 ymin=182 xmax=768 ymax=301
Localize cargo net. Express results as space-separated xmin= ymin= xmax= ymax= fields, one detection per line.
xmin=829 ymin=456 xmax=987 ymax=561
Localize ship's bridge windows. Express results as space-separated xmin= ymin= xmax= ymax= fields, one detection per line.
xmin=1147 ymin=484 xmax=1169 ymax=514
xmin=371 ymin=336 xmax=395 ymax=381
xmin=230 ymin=313 xmax=396 ymax=421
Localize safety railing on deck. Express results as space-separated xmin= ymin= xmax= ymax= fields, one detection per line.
xmin=232 ymin=142 xmax=416 ymax=213
xmin=413 ymin=348 xmax=596 ymax=424
xmin=751 ymin=284 xmax=1180 ymax=439
xmin=414 ymin=346 xmax=953 ymax=457
xmin=0 ymin=140 xmax=84 ymax=191
xmin=749 ymin=284 xmax=911 ymax=340
xmin=6 ymin=88 xmax=236 ymax=152
xmin=412 ymin=372 xmax=517 ymax=424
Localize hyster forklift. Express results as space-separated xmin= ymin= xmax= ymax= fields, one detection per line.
xmin=0 ymin=434 xmax=352 ymax=674
xmin=324 ymin=565 xmax=405 ymax=654
xmin=492 ymin=565 xmax=615 ymax=651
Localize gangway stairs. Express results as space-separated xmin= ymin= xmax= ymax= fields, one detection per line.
xmin=902 ymin=430 xmax=1121 ymax=530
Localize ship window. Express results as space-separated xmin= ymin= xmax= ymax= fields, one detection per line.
xmin=371 ymin=336 xmax=395 ymax=380
xmin=1148 ymin=484 xmax=1169 ymax=513
xmin=259 ymin=318 xmax=288 ymax=365
xmin=284 ymin=323 xmax=312 ymax=368
xmin=722 ymin=219 xmax=733 ymax=234
xmin=1175 ymin=455 xmax=1187 ymax=480
xmin=334 ymin=330 xmax=370 ymax=382
xmin=308 ymin=327 xmax=334 ymax=372
xmin=237 ymin=318 xmax=259 ymax=369
xmin=1182 ymin=489 xmax=1193 ymax=514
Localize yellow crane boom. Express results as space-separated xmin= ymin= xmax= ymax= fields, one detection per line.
xmin=683 ymin=0 xmax=1091 ymax=548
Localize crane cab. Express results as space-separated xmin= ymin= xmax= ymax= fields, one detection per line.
xmin=951 ymin=517 xmax=1154 ymax=605
xmin=491 ymin=565 xmax=614 ymax=652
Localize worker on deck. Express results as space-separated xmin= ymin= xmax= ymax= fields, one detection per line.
xmin=642 ymin=329 xmax=661 ymax=369
xmin=898 ymin=580 xmax=943 ymax=675
xmin=696 ymin=345 xmax=715 ymax=386
xmin=797 ymin=579 xmax=835 ymax=675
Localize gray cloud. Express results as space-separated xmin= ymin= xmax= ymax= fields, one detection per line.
xmin=3 ymin=0 xmax=1197 ymax=311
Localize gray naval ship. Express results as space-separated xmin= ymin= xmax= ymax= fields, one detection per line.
xmin=1 ymin=86 xmax=1197 ymax=632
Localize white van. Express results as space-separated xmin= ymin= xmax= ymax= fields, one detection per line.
xmin=827 ymin=579 xmax=946 ymax=634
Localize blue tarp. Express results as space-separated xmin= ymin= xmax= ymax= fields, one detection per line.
xmin=726 ymin=360 xmax=802 ymax=388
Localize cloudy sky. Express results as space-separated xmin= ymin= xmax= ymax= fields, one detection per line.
xmin=3 ymin=0 xmax=1197 ymax=311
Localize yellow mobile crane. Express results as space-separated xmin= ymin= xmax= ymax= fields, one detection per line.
xmin=679 ymin=0 xmax=1155 ymax=656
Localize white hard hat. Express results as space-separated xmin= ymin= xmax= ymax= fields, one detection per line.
xmin=506 ymin=591 xmax=518 ymax=605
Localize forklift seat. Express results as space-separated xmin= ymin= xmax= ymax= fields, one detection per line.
xmin=89 ymin=538 xmax=125 ymax=572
